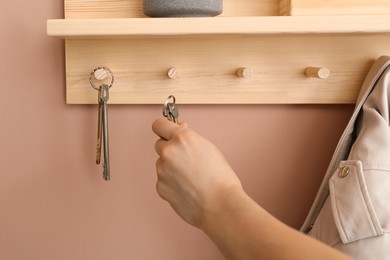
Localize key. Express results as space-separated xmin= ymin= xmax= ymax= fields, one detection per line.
xmin=96 ymin=92 xmax=103 ymax=164
xmin=99 ymin=84 xmax=110 ymax=181
xmin=167 ymin=103 xmax=179 ymax=123
xmin=163 ymin=95 xmax=179 ymax=124
xmin=90 ymin=67 xmax=114 ymax=181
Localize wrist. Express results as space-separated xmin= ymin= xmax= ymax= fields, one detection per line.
xmin=199 ymin=185 xmax=250 ymax=232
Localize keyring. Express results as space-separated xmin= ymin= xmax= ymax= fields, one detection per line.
xmin=163 ymin=95 xmax=176 ymax=117
xmin=89 ymin=67 xmax=115 ymax=90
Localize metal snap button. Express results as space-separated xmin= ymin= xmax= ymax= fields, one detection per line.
xmin=338 ymin=166 xmax=350 ymax=178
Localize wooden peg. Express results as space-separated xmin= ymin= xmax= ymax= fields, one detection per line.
xmin=305 ymin=67 xmax=330 ymax=79
xmin=236 ymin=67 xmax=252 ymax=79
xmin=167 ymin=67 xmax=180 ymax=79
xmin=94 ymin=68 xmax=109 ymax=80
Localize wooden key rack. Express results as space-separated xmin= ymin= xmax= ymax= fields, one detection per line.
xmin=47 ymin=0 xmax=390 ymax=104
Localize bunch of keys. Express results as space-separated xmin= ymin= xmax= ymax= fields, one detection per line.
xmin=89 ymin=67 xmax=114 ymax=181
xmin=163 ymin=95 xmax=179 ymax=124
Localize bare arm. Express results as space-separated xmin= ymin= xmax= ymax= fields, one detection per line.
xmin=152 ymin=119 xmax=351 ymax=260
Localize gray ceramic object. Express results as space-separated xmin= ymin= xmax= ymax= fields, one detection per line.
xmin=143 ymin=0 xmax=223 ymax=17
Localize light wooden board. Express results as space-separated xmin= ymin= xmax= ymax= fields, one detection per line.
xmin=47 ymin=16 xmax=390 ymax=38
xmin=65 ymin=0 xmax=278 ymax=19
xmin=56 ymin=0 xmax=390 ymax=104
xmin=65 ymin=34 xmax=390 ymax=104
xmin=280 ymin=0 xmax=390 ymax=16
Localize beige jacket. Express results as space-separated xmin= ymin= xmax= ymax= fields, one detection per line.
xmin=301 ymin=56 xmax=390 ymax=259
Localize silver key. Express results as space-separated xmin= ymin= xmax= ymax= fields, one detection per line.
xmin=96 ymin=94 xmax=103 ymax=164
xmin=99 ymin=84 xmax=110 ymax=181
xmin=163 ymin=95 xmax=179 ymax=124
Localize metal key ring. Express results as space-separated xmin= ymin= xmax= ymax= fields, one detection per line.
xmin=89 ymin=67 xmax=115 ymax=90
xmin=163 ymin=95 xmax=176 ymax=117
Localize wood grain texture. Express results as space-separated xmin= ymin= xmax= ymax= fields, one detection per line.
xmin=65 ymin=0 xmax=278 ymax=18
xmin=47 ymin=16 xmax=390 ymax=37
xmin=54 ymin=0 xmax=390 ymax=104
xmin=280 ymin=0 xmax=390 ymax=16
xmin=65 ymin=35 xmax=390 ymax=104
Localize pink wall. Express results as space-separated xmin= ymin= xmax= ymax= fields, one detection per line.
xmin=0 ymin=0 xmax=354 ymax=259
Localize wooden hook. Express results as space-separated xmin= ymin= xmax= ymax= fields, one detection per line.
xmin=93 ymin=68 xmax=109 ymax=80
xmin=236 ymin=67 xmax=252 ymax=79
xmin=167 ymin=67 xmax=180 ymax=79
xmin=305 ymin=67 xmax=330 ymax=79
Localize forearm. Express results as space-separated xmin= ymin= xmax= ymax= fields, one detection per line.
xmin=201 ymin=189 xmax=352 ymax=260
xmin=152 ymin=119 xmax=351 ymax=260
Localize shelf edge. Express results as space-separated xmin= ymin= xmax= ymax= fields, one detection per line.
xmin=47 ymin=15 xmax=390 ymax=38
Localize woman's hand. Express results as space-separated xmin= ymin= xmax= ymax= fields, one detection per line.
xmin=152 ymin=118 xmax=243 ymax=229
xmin=152 ymin=119 xmax=352 ymax=260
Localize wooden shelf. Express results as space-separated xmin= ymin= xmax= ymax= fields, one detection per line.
xmin=47 ymin=12 xmax=390 ymax=104
xmin=47 ymin=15 xmax=390 ymax=38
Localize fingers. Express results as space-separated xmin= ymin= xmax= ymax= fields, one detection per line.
xmin=152 ymin=118 xmax=188 ymax=140
xmin=152 ymin=119 xmax=177 ymax=156
xmin=152 ymin=118 xmax=180 ymax=140
xmin=155 ymin=138 xmax=167 ymax=156
xmin=155 ymin=158 xmax=174 ymax=201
